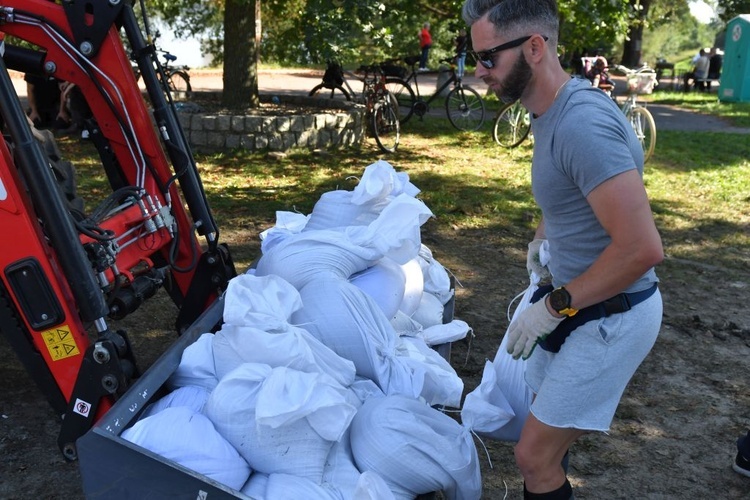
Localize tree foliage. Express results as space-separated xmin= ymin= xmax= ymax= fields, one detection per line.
xmin=716 ymin=0 xmax=750 ymax=22
xmin=142 ymin=0 xmax=727 ymax=103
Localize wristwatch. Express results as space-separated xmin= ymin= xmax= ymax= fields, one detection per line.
xmin=548 ymin=286 xmax=578 ymax=317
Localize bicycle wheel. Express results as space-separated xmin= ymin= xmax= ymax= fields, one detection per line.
xmin=493 ymin=102 xmax=531 ymax=147
xmin=629 ymin=106 xmax=656 ymax=162
xmin=166 ymin=70 xmax=192 ymax=101
xmin=308 ymin=83 xmax=352 ymax=101
xmin=445 ymin=85 xmax=485 ymax=131
xmin=385 ymin=76 xmax=416 ymax=124
xmin=371 ymin=96 xmax=400 ymax=153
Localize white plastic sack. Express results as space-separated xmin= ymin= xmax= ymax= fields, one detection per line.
xmin=353 ymin=471 xmax=398 ymax=500
xmin=292 ymin=277 xmax=399 ymax=385
xmin=242 ymin=472 xmax=341 ymax=500
xmin=303 ymin=160 xmax=420 ymax=233
xmin=259 ymin=210 xmax=310 ymax=253
xmin=417 ymin=244 xmax=453 ymax=305
xmin=350 ymin=395 xmax=481 ymax=500
xmin=204 ymin=363 xmax=356 ymax=483
xmin=398 ymin=257 xmax=424 ymax=316
xmin=121 ymin=406 xmax=251 ymax=491
xmin=349 ymin=257 xmax=406 ymax=321
xmin=167 ymin=332 xmax=219 ymax=391
xmin=213 ymin=274 xmax=356 ymax=387
xmin=460 ymin=282 xmax=536 ymax=442
xmin=139 ymin=385 xmax=211 ymax=420
xmin=395 ymin=336 xmax=463 ymax=408
xmin=350 ymin=159 xmax=420 ymax=204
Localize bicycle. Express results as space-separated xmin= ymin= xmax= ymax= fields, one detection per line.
xmin=133 ymin=49 xmax=192 ymax=101
xmin=308 ymin=61 xmax=401 ymax=153
xmin=384 ymin=56 xmax=485 ymax=131
xmin=309 ymin=59 xmax=413 ymax=125
xmin=362 ymin=64 xmax=400 ymax=153
xmin=493 ymin=100 xmax=532 ymax=148
xmin=613 ymin=64 xmax=657 ymax=163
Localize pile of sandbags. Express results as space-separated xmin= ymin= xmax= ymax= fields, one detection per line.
xmin=122 ymin=161 xmax=481 ymax=499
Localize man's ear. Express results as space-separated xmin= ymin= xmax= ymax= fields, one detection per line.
xmin=526 ymin=34 xmax=548 ymax=62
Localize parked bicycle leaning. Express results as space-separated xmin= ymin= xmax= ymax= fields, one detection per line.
xmin=309 ymin=61 xmax=400 ymax=153
xmin=385 ymin=56 xmax=486 ymax=131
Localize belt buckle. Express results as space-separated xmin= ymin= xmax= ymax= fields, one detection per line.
xmin=603 ymin=293 xmax=631 ymax=316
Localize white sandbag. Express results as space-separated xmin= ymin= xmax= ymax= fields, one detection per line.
xmin=354 ymin=471 xmax=398 ymax=500
xmin=241 ymin=472 xmax=268 ymax=499
xmin=139 ymin=385 xmax=211 ymax=420
xmin=398 ymin=257 xmax=424 ymax=316
xmin=205 ymin=363 xmax=355 ymax=483
xmin=292 ymin=277 xmax=400 ymax=385
xmin=167 ymin=332 xmax=219 ymax=392
xmin=304 ymin=160 xmax=420 ymax=232
xmin=350 ymin=395 xmax=482 ymax=500
xmin=417 ymin=244 xmax=453 ymax=305
xmin=213 ymin=324 xmax=356 ymax=387
xmin=410 ymin=291 xmax=444 ymax=328
xmin=259 ymin=210 xmax=310 ymax=254
xmin=304 ymin=190 xmax=388 ymax=231
xmin=395 ymin=336 xmax=463 ymax=408
xmin=121 ymin=406 xmax=251 ymax=491
xmin=349 ymin=257 xmax=406 ymax=321
xmin=222 ymin=273 xmax=303 ymax=332
xmin=347 ymin=193 xmax=433 ymax=265
xmin=460 ymin=282 xmax=536 ymax=442
xmin=421 ymin=319 xmax=473 ymax=346
xmin=350 ymin=159 xmax=420 ymax=205
xmin=390 ymin=310 xmax=423 ymax=336
xmin=294 ymin=278 xmax=458 ymax=404
xmin=256 ymin=473 xmax=341 ymax=500
xmin=214 ymin=274 xmax=356 ymax=387
xmin=255 ymin=227 xmax=382 ymax=290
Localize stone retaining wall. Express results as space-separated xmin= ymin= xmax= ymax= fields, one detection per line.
xmin=176 ymin=94 xmax=366 ymax=153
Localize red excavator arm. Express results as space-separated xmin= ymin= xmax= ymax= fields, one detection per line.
xmin=0 ymin=0 xmax=235 ymax=460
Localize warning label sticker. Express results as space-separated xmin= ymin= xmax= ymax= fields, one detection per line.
xmin=41 ymin=325 xmax=80 ymax=361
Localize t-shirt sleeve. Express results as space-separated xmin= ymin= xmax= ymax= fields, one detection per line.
xmin=552 ymin=94 xmax=638 ymax=197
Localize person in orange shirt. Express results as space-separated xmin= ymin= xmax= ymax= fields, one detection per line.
xmin=419 ymin=22 xmax=432 ymax=71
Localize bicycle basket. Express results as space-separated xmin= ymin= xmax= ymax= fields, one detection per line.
xmin=627 ymin=72 xmax=658 ymax=95
xmin=322 ymin=61 xmax=345 ymax=86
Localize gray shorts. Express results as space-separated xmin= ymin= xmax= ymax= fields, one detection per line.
xmin=525 ymin=289 xmax=662 ymax=432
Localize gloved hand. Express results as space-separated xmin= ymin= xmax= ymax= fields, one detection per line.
xmin=506 ymin=296 xmax=564 ymax=360
xmin=526 ymin=238 xmax=551 ymax=283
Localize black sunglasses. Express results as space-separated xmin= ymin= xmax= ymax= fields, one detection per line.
xmin=472 ymin=35 xmax=549 ymax=69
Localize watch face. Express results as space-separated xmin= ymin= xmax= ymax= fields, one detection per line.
xmin=550 ymin=288 xmax=570 ymax=311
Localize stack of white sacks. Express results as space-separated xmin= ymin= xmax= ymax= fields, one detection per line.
xmin=121 ymin=160 xmax=483 ymax=499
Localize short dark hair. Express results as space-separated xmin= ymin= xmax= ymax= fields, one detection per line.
xmin=462 ymin=0 xmax=559 ymax=46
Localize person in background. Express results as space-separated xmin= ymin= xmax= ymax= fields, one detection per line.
xmin=455 ymin=28 xmax=469 ymax=78
xmin=707 ymin=47 xmax=723 ymax=91
xmin=734 ymin=429 xmax=750 ymax=478
xmin=682 ymin=48 xmax=710 ymax=92
xmin=419 ymin=22 xmax=432 ymax=72
xmin=25 ymin=72 xmax=61 ymax=129
xmin=462 ymin=1 xmax=663 ymax=499
xmin=585 ymin=56 xmax=615 ymax=93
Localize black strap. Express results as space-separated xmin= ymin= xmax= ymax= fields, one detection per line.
xmin=528 ymin=283 xmax=658 ymax=352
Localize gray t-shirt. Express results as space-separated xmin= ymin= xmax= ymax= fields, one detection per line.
xmin=530 ymin=77 xmax=657 ymax=292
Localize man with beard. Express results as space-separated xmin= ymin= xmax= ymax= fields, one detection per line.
xmin=461 ymin=1 xmax=664 ymax=499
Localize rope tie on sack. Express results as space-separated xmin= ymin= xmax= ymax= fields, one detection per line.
xmin=461 ymin=328 xmax=476 ymax=368
xmin=506 ymin=288 xmax=527 ymax=322
xmin=465 ymin=426 xmax=493 ymax=470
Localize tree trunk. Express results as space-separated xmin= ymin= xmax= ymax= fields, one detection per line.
xmin=620 ymin=0 xmax=651 ymax=68
xmin=222 ymin=0 xmax=260 ymax=108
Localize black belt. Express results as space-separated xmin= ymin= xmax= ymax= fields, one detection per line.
xmin=529 ymin=283 xmax=658 ymax=352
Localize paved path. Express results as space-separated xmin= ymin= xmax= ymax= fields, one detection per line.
xmin=11 ymin=68 xmax=749 ymax=134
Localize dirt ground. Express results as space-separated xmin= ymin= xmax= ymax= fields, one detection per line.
xmin=1 ymin=71 xmax=749 ymax=499
xmin=2 ymin=203 xmax=749 ymax=499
